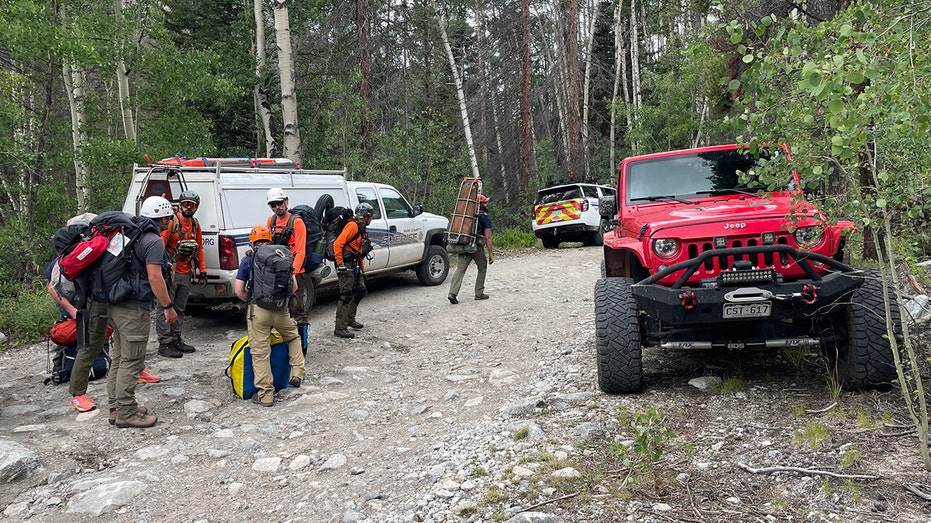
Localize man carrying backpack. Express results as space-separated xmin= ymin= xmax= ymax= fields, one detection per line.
xmin=233 ymin=225 xmax=305 ymax=407
xmin=265 ymin=188 xmax=310 ymax=349
xmin=156 ymin=190 xmax=207 ymax=358
xmin=101 ymin=196 xmax=177 ymax=428
xmin=447 ymin=194 xmax=494 ymax=304
xmin=333 ymin=203 xmax=375 ymax=339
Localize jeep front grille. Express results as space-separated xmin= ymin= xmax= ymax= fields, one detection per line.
xmin=685 ymin=235 xmax=792 ymax=275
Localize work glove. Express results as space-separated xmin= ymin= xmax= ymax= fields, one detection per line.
xmin=196 ymin=273 xmax=208 ymax=286
xmin=336 ymin=264 xmax=348 ymax=274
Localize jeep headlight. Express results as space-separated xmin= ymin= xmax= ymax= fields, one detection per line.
xmin=652 ymin=238 xmax=680 ymax=259
xmin=794 ymin=226 xmax=825 ymax=249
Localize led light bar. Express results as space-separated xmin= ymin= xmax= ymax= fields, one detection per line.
xmin=718 ymin=267 xmax=777 ymax=285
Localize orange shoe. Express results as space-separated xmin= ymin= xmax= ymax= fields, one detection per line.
xmin=69 ymin=394 xmax=97 ymax=413
xmin=138 ymin=368 xmax=161 ymax=384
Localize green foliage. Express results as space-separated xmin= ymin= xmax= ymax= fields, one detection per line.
xmin=611 ymin=407 xmax=678 ymax=469
xmin=512 ymin=426 xmax=529 ymax=441
xmin=495 ymin=229 xmax=537 ymax=249
xmin=794 ymin=421 xmax=831 ymax=450
xmin=0 ymin=279 xmax=57 ymax=348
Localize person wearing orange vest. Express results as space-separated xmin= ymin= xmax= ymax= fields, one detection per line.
xmin=266 ymin=188 xmax=310 ymax=350
xmin=156 ymin=190 xmax=207 ymax=358
xmin=333 ymin=203 xmax=374 ymax=339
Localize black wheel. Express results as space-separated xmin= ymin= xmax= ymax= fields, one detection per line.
xmin=825 ymin=269 xmax=898 ymax=390
xmin=416 ymin=245 xmax=449 ymax=285
xmin=594 ymin=277 xmax=643 ymax=393
xmin=542 ymin=237 xmax=560 ymax=249
xmin=314 ymin=193 xmax=335 ymax=222
xmin=592 ymin=220 xmax=609 ymax=247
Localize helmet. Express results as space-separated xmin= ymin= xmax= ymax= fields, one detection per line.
xmin=140 ymin=196 xmax=173 ymax=219
xmin=355 ymin=202 xmax=375 ymax=218
xmin=266 ymin=188 xmax=288 ymax=204
xmin=249 ymin=225 xmax=272 ymax=243
xmin=179 ymin=190 xmax=200 ymax=205
xmin=476 ymin=194 xmax=489 ymax=204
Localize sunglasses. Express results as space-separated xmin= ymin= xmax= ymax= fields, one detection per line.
xmin=180 ymin=201 xmax=197 ymax=208
xmin=268 ymin=200 xmax=286 ymax=208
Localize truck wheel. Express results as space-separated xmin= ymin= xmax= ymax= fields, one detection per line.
xmin=314 ymin=194 xmax=335 ymax=221
xmin=592 ymin=219 xmax=609 ymax=247
xmin=542 ymin=238 xmax=559 ymax=249
xmin=826 ymin=269 xmax=898 ymax=390
xmin=416 ymin=245 xmax=449 ymax=286
xmin=595 ymin=277 xmax=643 ymax=393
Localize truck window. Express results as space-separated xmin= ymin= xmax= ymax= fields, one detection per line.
xmin=379 ymin=187 xmax=413 ymax=219
xmin=355 ymin=187 xmax=382 ymax=219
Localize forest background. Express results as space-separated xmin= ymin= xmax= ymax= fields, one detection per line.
xmin=0 ymin=0 xmax=929 ymax=345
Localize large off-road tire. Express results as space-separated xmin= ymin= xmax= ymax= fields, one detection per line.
xmin=416 ymin=245 xmax=449 ymax=286
xmin=828 ymin=269 xmax=898 ymax=390
xmin=542 ymin=238 xmax=560 ymax=249
xmin=594 ymin=277 xmax=643 ymax=393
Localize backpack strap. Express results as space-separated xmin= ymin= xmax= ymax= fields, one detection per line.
xmin=269 ymin=214 xmax=296 ymax=244
xmin=171 ymin=215 xmax=200 ymax=241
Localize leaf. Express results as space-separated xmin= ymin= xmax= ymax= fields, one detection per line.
xmin=742 ymin=54 xmax=754 ymax=64
xmin=728 ymin=79 xmax=741 ymax=90
xmin=828 ymin=99 xmax=846 ymax=114
xmin=847 ymin=70 xmax=864 ymax=84
xmin=876 ymin=198 xmax=887 ymax=209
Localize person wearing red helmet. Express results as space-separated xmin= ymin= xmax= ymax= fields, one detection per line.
xmin=448 ymin=194 xmax=494 ymax=304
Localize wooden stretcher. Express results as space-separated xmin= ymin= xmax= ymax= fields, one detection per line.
xmin=446 ymin=177 xmax=482 ymax=252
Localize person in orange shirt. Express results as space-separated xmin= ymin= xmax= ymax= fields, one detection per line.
xmin=333 ymin=203 xmax=374 ymax=339
xmin=156 ymin=190 xmax=207 ymax=358
xmin=265 ymin=188 xmax=310 ymax=351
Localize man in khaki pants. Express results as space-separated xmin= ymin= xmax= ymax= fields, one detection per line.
xmin=234 ymin=225 xmax=305 ymax=407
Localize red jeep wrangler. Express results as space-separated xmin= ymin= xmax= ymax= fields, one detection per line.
xmin=595 ymin=144 xmax=898 ymax=393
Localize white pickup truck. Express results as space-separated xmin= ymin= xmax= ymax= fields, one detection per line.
xmin=121 ymin=157 xmax=450 ymax=308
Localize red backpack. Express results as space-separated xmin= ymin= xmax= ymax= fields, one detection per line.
xmin=57 ymin=212 xmax=137 ymax=280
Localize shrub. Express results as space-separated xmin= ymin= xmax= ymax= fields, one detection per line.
xmin=0 ymin=278 xmax=58 ymax=350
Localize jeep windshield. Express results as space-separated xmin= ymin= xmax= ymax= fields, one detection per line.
xmin=625 ymin=149 xmax=770 ymax=203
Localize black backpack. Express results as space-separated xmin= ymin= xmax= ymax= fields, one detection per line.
xmin=249 ymin=244 xmax=295 ymax=310
xmin=91 ymin=215 xmax=156 ymax=304
xmin=322 ymin=207 xmax=356 ymax=262
xmin=268 ymin=207 xmax=324 ymax=271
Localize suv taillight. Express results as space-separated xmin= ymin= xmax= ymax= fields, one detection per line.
xmin=580 ymin=199 xmax=590 ymax=212
xmin=219 ymin=236 xmax=239 ymax=270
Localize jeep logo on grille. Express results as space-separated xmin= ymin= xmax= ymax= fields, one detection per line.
xmin=723 ymin=223 xmax=746 ymax=229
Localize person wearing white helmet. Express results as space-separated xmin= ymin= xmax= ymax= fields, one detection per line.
xmin=265 ymin=188 xmax=310 ymax=344
xmin=102 ymin=196 xmax=178 ymax=428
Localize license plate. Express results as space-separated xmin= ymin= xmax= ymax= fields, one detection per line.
xmin=723 ymin=302 xmax=771 ymax=319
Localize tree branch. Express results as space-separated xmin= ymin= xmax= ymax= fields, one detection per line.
xmin=737 ymin=462 xmax=880 ymax=480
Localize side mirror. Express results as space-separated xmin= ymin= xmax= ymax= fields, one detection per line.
xmin=412 ymin=204 xmax=424 ymax=217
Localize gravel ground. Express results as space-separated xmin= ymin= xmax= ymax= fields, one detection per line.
xmin=1 ymin=246 xmax=930 ymax=522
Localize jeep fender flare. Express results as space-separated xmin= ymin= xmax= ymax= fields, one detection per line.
xmin=603 ymin=240 xmax=649 ymax=280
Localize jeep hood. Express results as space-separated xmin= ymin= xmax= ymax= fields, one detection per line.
xmin=625 ymin=193 xmax=817 ymax=233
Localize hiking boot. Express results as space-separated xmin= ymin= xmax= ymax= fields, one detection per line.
xmin=115 ymin=410 xmax=157 ymax=429
xmin=289 ymin=376 xmax=302 ymax=388
xmin=174 ymin=340 xmax=196 ymax=353
xmin=448 ymin=294 xmax=458 ymax=305
xmin=138 ymin=368 xmax=161 ymax=384
xmin=158 ymin=343 xmax=183 ymax=358
xmin=109 ymin=406 xmax=149 ymax=426
xmin=348 ymin=320 xmax=364 ymax=329
xmin=475 ymin=293 xmax=490 ymax=300
xmin=334 ymin=329 xmax=355 ymax=339
xmin=251 ymin=393 xmax=274 ymax=408
xmin=69 ymin=394 xmax=96 ymax=413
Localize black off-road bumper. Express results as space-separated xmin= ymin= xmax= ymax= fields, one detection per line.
xmin=630 ymin=245 xmax=862 ymax=325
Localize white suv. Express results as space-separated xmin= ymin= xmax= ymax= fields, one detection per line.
xmin=531 ymin=183 xmax=615 ymax=248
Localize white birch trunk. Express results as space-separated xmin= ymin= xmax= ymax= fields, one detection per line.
xmin=433 ymin=1 xmax=480 ymax=179
xmin=254 ymin=0 xmax=277 ymax=156
xmin=63 ymin=62 xmax=89 ymax=211
xmin=581 ymin=2 xmax=597 ymax=179
xmin=610 ymin=0 xmax=625 ymax=176
xmin=629 ymin=0 xmax=642 ymax=152
xmin=113 ymin=0 xmax=136 ymax=146
xmin=273 ymin=0 xmax=302 ymax=164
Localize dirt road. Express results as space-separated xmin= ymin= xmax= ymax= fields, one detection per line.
xmin=1 ymin=246 xmax=928 ymax=522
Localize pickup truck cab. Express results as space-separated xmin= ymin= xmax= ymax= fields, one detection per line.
xmin=122 ymin=158 xmax=449 ymax=309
